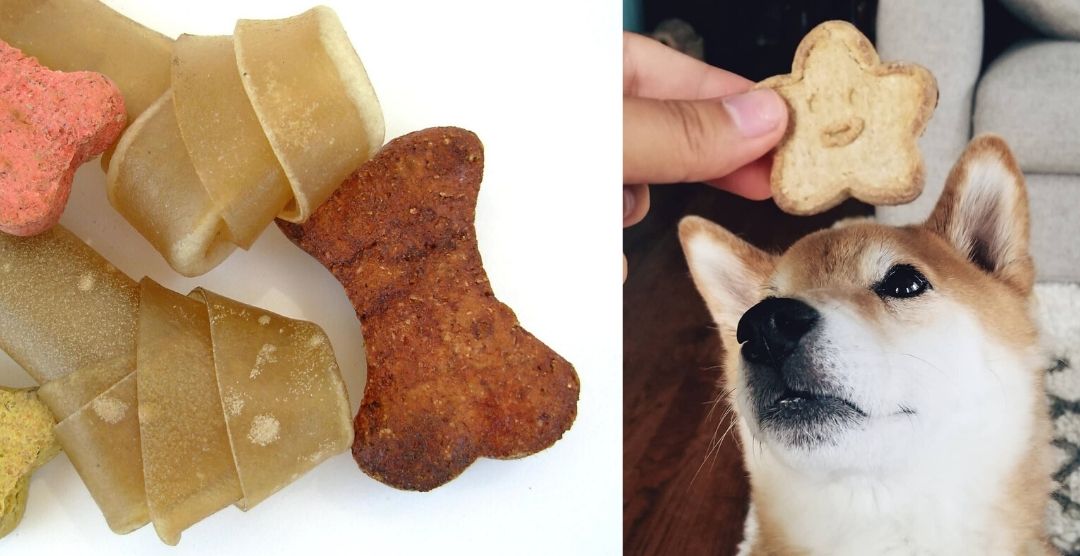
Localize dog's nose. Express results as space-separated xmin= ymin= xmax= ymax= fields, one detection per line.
xmin=736 ymin=297 xmax=820 ymax=366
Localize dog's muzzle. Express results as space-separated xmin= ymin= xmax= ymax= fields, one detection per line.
xmin=737 ymin=297 xmax=864 ymax=446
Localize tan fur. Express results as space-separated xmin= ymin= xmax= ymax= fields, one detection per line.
xmin=679 ymin=217 xmax=775 ymax=391
xmin=679 ymin=136 xmax=1052 ymax=554
xmin=926 ymin=135 xmax=1034 ymax=295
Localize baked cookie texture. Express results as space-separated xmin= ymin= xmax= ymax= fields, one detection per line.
xmin=278 ymin=127 xmax=580 ymax=491
xmin=0 ymin=387 xmax=60 ymax=539
xmin=0 ymin=39 xmax=125 ymax=236
xmin=757 ymin=20 xmax=938 ymax=215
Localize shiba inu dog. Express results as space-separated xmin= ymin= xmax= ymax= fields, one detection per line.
xmin=679 ymin=136 xmax=1053 ymax=555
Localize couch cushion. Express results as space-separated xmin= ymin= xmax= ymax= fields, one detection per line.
xmin=875 ymin=0 xmax=983 ymax=226
xmin=999 ymin=0 xmax=1080 ymax=40
xmin=1028 ymin=173 xmax=1080 ymax=282
xmin=975 ymin=41 xmax=1080 ymax=174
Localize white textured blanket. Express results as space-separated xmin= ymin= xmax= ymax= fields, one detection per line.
xmin=1038 ymin=283 xmax=1080 ymax=554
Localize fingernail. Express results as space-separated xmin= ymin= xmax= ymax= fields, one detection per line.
xmin=623 ymin=187 xmax=635 ymax=220
xmin=722 ymin=89 xmax=785 ymax=138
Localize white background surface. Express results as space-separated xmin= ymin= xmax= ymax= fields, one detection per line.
xmin=0 ymin=1 xmax=621 ymax=553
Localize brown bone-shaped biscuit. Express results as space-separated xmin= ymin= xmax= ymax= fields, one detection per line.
xmin=277 ymin=127 xmax=579 ymax=491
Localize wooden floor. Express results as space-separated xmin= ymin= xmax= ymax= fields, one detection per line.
xmin=623 ymin=185 xmax=868 ymax=555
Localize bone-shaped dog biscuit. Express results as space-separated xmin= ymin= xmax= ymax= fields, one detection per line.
xmin=0 ymin=40 xmax=125 ymax=236
xmin=757 ymin=20 xmax=937 ymax=215
xmin=278 ymin=127 xmax=580 ymax=491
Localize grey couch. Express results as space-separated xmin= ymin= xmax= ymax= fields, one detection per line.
xmin=876 ymin=0 xmax=1080 ymax=282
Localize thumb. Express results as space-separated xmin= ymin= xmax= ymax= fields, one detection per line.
xmin=623 ymin=88 xmax=787 ymax=185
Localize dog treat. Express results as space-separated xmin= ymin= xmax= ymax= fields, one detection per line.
xmin=0 ymin=226 xmax=352 ymax=543
xmin=53 ymin=374 xmax=147 ymax=534
xmin=235 ymin=6 xmax=384 ymax=223
xmin=0 ymin=477 xmax=28 ymax=539
xmin=201 ymin=289 xmax=351 ymax=510
xmin=756 ymin=20 xmax=937 ymax=215
xmin=108 ymin=91 xmax=237 ymax=276
xmin=39 ymin=353 xmax=136 ymax=423
xmin=172 ymin=34 xmax=293 ymax=249
xmin=107 ymin=6 xmax=384 ymax=276
xmin=279 ymin=127 xmax=579 ymax=491
xmin=0 ymin=39 xmax=125 ymax=236
xmin=137 ymin=280 xmax=243 ymax=545
xmin=0 ymin=387 xmax=59 ymax=539
xmin=0 ymin=0 xmax=172 ymax=123
xmin=0 ymin=219 xmax=137 ymax=388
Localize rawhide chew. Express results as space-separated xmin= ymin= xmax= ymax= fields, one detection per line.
xmin=278 ymin=127 xmax=579 ymax=491
xmin=107 ymin=6 xmax=383 ymax=276
xmin=756 ymin=20 xmax=937 ymax=215
xmin=235 ymin=7 xmax=384 ymax=222
xmin=0 ymin=39 xmax=125 ymax=236
xmin=108 ymin=91 xmax=238 ymax=275
xmin=136 ymin=279 xmax=243 ymax=544
xmin=0 ymin=0 xmax=172 ymax=124
xmin=172 ymin=34 xmax=292 ymax=249
xmin=0 ymin=387 xmax=59 ymax=539
xmin=0 ymin=226 xmax=353 ymax=544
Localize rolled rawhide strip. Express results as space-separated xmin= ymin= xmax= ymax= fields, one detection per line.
xmin=235 ymin=6 xmax=384 ymax=223
xmin=0 ymin=227 xmax=145 ymax=533
xmin=0 ymin=227 xmax=353 ymax=543
xmin=171 ymin=34 xmax=293 ymax=249
xmin=107 ymin=91 xmax=237 ymax=277
xmin=0 ymin=0 xmax=172 ymax=124
xmin=107 ymin=6 xmax=383 ymax=276
xmin=200 ymin=288 xmax=351 ymax=510
xmin=0 ymin=224 xmax=138 ymax=386
xmin=136 ymin=279 xmax=243 ymax=545
xmin=54 ymin=373 xmax=147 ymax=534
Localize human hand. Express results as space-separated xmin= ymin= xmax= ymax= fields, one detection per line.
xmin=622 ymin=31 xmax=788 ymax=228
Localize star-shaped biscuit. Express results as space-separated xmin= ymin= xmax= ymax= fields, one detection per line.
xmin=757 ymin=20 xmax=937 ymax=215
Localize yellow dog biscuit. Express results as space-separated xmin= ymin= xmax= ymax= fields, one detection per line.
xmin=757 ymin=20 xmax=937 ymax=215
xmin=0 ymin=387 xmax=59 ymax=539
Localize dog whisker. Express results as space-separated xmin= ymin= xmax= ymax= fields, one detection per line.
xmin=707 ymin=405 xmax=737 ymax=453
xmin=714 ymin=419 xmax=739 ymax=451
xmin=687 ymin=385 xmax=745 ymax=492
xmin=690 ymin=408 xmax=737 ymax=490
xmin=709 ymin=419 xmax=739 ymax=474
xmin=900 ymin=352 xmax=945 ymax=375
xmin=898 ymin=353 xmax=965 ymax=392
xmin=984 ymin=360 xmax=1007 ymax=397
xmin=703 ymin=386 xmax=735 ymax=421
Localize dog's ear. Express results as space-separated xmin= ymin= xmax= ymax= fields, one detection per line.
xmin=679 ymin=216 xmax=775 ymax=337
xmin=924 ymin=135 xmax=1033 ymax=293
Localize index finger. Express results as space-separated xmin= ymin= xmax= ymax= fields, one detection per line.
xmin=623 ymin=32 xmax=753 ymax=100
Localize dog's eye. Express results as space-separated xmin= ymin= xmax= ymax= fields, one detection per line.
xmin=874 ymin=264 xmax=931 ymax=299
